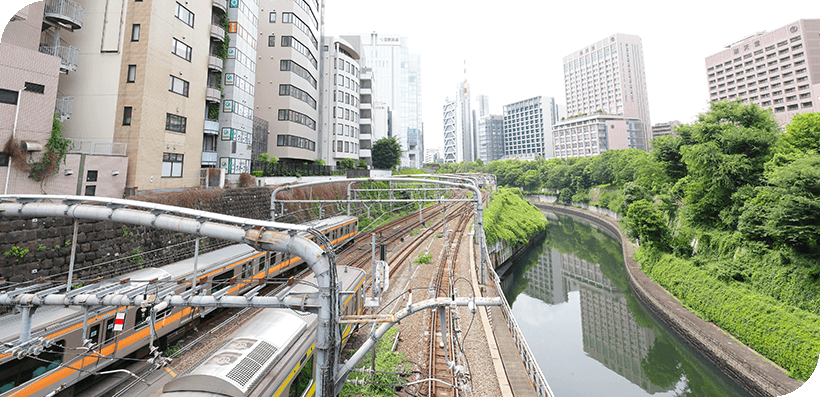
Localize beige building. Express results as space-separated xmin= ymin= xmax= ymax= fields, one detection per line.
xmin=651 ymin=120 xmax=680 ymax=139
xmin=563 ymin=33 xmax=651 ymax=151
xmin=256 ymin=0 xmax=322 ymax=164
xmin=49 ymin=0 xmax=225 ymax=194
xmin=705 ymin=19 xmax=820 ymax=125
xmin=1 ymin=1 xmax=127 ymax=197
xmin=552 ymin=114 xmax=644 ymax=160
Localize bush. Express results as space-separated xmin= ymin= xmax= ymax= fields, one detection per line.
xmin=237 ymin=172 xmax=254 ymax=188
xmin=484 ymin=188 xmax=547 ymax=246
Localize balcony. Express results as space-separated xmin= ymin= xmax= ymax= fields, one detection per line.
xmin=360 ymin=87 xmax=372 ymax=95
xmin=43 ymin=0 xmax=84 ymax=30
xmin=359 ymin=133 xmax=372 ymax=142
xmin=206 ymin=87 xmax=221 ymax=103
xmin=359 ymin=149 xmax=371 ymax=158
xmin=210 ymin=24 xmax=225 ymax=42
xmin=359 ymin=102 xmax=371 ymax=110
xmin=55 ymin=95 xmax=73 ymax=121
xmin=208 ymin=55 xmax=223 ymax=72
xmin=67 ymin=139 xmax=127 ymax=156
xmin=359 ymin=118 xmax=371 ymax=125
xmin=201 ymin=150 xmax=218 ymax=166
xmin=212 ymin=0 xmax=227 ymax=12
xmin=39 ymin=44 xmax=79 ymax=72
xmin=204 ymin=119 xmax=220 ymax=135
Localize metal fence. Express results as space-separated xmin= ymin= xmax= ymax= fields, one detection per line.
xmin=67 ymin=139 xmax=126 ymax=156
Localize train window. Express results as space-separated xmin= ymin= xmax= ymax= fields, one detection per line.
xmin=242 ymin=263 xmax=248 ymax=278
xmin=259 ymin=255 xmax=267 ymax=272
xmin=0 ymin=340 xmax=65 ymax=393
xmin=212 ymin=269 xmax=235 ymax=294
xmin=291 ymin=355 xmax=314 ymax=397
xmin=104 ymin=318 xmax=116 ymax=343
xmin=88 ymin=324 xmax=101 ymax=345
xmin=134 ymin=308 xmax=148 ymax=330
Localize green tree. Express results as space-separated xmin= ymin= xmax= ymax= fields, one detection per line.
xmin=356 ymin=159 xmax=368 ymax=169
xmin=677 ymin=101 xmax=779 ymax=229
xmin=625 ymin=199 xmax=670 ymax=250
xmin=517 ymin=169 xmax=541 ymax=192
xmin=337 ymin=158 xmax=355 ymax=169
xmin=372 ymin=137 xmax=401 ymax=169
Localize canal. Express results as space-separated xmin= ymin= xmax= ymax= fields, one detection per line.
xmin=500 ymin=213 xmax=752 ymax=397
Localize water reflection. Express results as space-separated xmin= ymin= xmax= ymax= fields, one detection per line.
xmin=501 ymin=214 xmax=750 ymax=397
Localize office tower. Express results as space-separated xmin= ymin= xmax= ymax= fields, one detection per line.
xmin=563 ymin=33 xmax=651 ymax=149
xmin=257 ymin=0 xmax=322 ymax=164
xmin=442 ymin=81 xmax=474 ymax=164
xmin=363 ymin=33 xmax=423 ymax=168
xmin=477 ymin=115 xmax=504 ymax=163
xmin=475 ymin=94 xmax=490 ymax=118
xmin=318 ymin=36 xmax=362 ymax=168
xmin=502 ymin=96 xmax=557 ymax=160
xmin=704 ymin=19 xmax=819 ymax=124
xmin=651 ymin=120 xmax=680 ymax=139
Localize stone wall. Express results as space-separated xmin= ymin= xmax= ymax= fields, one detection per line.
xmin=0 ymin=187 xmax=274 ymax=284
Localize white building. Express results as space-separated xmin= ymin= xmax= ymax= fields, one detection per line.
xmin=563 ymin=33 xmax=651 ymax=150
xmin=442 ymin=80 xmax=474 ymax=163
xmin=363 ymin=33 xmax=423 ymax=168
xmin=318 ymin=36 xmax=362 ymax=167
xmin=552 ymin=114 xmax=644 ymax=159
xmin=256 ymin=0 xmax=323 ymax=164
xmin=502 ymin=96 xmax=557 ymax=160
xmin=477 ymin=114 xmax=504 ymax=163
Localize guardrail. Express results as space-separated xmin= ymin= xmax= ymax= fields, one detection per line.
xmin=67 ymin=139 xmax=126 ymax=156
xmin=480 ymin=235 xmax=556 ymax=397
xmin=39 ymin=44 xmax=79 ymax=72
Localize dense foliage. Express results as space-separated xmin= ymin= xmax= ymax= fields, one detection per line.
xmin=458 ymin=102 xmax=820 ymax=380
xmin=340 ymin=327 xmax=409 ymax=397
xmin=483 ymin=188 xmax=547 ymax=246
xmin=372 ymin=137 xmax=402 ymax=170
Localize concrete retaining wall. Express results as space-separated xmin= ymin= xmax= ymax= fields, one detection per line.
xmin=530 ymin=201 xmax=802 ymax=397
xmin=0 ymin=187 xmax=273 ymax=283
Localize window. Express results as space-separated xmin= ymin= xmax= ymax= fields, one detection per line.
xmin=131 ymin=24 xmax=140 ymax=41
xmin=122 ymin=106 xmax=132 ymax=125
xmin=24 ymin=82 xmax=44 ymax=94
xmin=126 ymin=65 xmax=136 ymax=82
xmin=269 ymin=12 xmax=276 ymax=22
xmin=0 ymin=88 xmax=17 ymax=105
xmin=0 ymin=153 xmax=9 ymax=167
xmin=165 ymin=113 xmax=186 ymax=133
xmin=84 ymin=185 xmax=96 ymax=196
xmin=169 ymin=75 xmax=189 ymax=97
xmin=175 ymin=2 xmax=194 ymax=27
xmin=86 ymin=170 xmax=98 ymax=182
xmin=172 ymin=38 xmax=191 ymax=61
xmin=268 ymin=35 xmax=275 ymax=47
xmin=161 ymin=153 xmax=183 ymax=178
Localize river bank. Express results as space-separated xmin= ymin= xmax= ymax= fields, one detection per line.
xmin=529 ymin=199 xmax=803 ymax=397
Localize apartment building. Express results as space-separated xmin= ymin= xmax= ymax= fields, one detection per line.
xmin=318 ymin=35 xmax=362 ymax=167
xmin=704 ymin=19 xmax=820 ymax=124
xmin=651 ymin=120 xmax=680 ymax=139
xmin=1 ymin=1 xmax=127 ymax=197
xmin=257 ymin=0 xmax=322 ymax=164
xmin=502 ymin=96 xmax=557 ymax=160
xmin=563 ymin=33 xmax=651 ymax=150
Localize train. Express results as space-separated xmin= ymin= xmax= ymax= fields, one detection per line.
xmin=0 ymin=215 xmax=358 ymax=397
xmin=152 ymin=265 xmax=366 ymax=397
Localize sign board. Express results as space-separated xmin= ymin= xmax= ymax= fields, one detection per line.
xmin=113 ymin=312 xmax=126 ymax=331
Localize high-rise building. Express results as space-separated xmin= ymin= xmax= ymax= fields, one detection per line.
xmin=257 ymin=0 xmax=323 ymax=164
xmin=477 ymin=115 xmax=504 ymax=163
xmin=363 ymin=33 xmax=423 ymax=168
xmin=318 ymin=36 xmax=362 ymax=168
xmin=475 ymin=94 xmax=490 ymax=118
xmin=704 ymin=19 xmax=820 ymax=124
xmin=442 ymin=98 xmax=458 ymax=163
xmin=563 ymin=33 xmax=651 ymax=150
xmin=502 ymin=96 xmax=557 ymax=160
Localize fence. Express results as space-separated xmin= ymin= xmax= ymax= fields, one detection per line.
xmin=252 ymin=160 xmax=346 ymax=177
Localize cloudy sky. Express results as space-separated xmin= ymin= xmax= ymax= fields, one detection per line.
xmin=324 ymin=0 xmax=816 ymax=149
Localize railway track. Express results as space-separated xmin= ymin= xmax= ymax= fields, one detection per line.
xmin=426 ymin=202 xmax=474 ymax=397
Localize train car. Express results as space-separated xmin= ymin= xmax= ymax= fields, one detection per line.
xmin=0 ymin=216 xmax=358 ymax=397
xmin=155 ymin=265 xmax=366 ymax=397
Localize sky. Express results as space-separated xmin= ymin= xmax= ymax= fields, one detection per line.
xmin=323 ymin=0 xmax=817 ymax=149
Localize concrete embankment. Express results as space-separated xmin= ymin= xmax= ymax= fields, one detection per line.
xmin=531 ymin=200 xmax=803 ymax=397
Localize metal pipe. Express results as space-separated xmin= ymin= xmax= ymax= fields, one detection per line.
xmin=66 ymin=218 xmax=79 ymax=291
xmin=4 ymin=90 xmax=22 ymax=195
xmin=0 ymin=198 xmax=338 ymax=397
